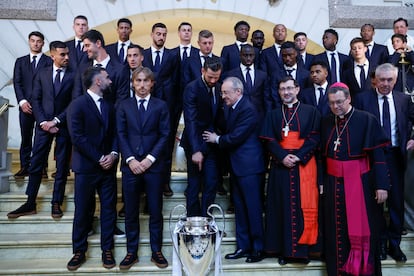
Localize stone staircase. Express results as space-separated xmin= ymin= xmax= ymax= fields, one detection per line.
xmin=1 ymin=174 xmax=414 ymax=275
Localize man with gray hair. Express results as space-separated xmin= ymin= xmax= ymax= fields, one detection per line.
xmin=203 ymin=76 xmax=265 ymax=263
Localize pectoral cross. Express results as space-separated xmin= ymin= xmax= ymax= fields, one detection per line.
xmin=333 ymin=138 xmax=341 ymax=151
xmin=282 ymin=125 xmax=290 ymax=137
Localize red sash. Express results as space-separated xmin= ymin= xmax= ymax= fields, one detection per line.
xmin=326 ymin=157 xmax=374 ymax=275
xmin=280 ymin=131 xmax=318 ymax=245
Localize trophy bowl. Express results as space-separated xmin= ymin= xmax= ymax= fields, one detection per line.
xmin=170 ymin=204 xmax=225 ymax=276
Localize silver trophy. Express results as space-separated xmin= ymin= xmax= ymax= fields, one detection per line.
xmin=170 ymin=204 xmax=225 ymax=276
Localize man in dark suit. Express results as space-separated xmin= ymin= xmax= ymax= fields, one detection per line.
xmin=180 ymin=56 xmax=223 ymax=217
xmin=299 ymin=61 xmax=331 ymax=117
xmin=203 ymin=77 xmax=265 ymax=263
xmin=117 ymin=67 xmax=170 ymax=270
xmin=66 ymin=67 xmax=118 ymax=271
xmin=259 ymin=24 xmax=287 ymax=77
xmin=343 ymin=37 xmax=374 ymax=96
xmin=388 ymin=34 xmax=414 ymax=92
xmin=126 ymin=44 xmax=144 ymax=98
xmin=73 ymin=29 xmax=130 ymax=107
xmin=142 ymin=22 xmax=180 ymax=197
xmin=360 ymin=23 xmax=389 ymax=69
xmin=65 ymin=15 xmax=89 ymax=72
xmin=8 ymin=41 xmax=74 ymax=219
xmin=294 ymin=32 xmax=314 ymax=70
xmin=182 ymin=29 xmax=218 ymax=89
xmin=223 ymin=44 xmax=272 ymax=120
xmin=220 ymin=20 xmax=250 ymax=73
xmin=313 ymin=29 xmax=351 ymax=84
xmin=354 ymin=63 xmax=414 ymax=263
xmin=269 ymin=41 xmax=310 ymax=106
xmin=105 ymin=18 xmax=133 ymax=66
xmin=13 ymin=31 xmax=52 ymax=178
xmin=251 ymin=29 xmax=265 ymax=53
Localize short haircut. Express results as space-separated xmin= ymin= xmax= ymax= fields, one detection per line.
xmin=252 ymin=29 xmax=264 ymax=36
xmin=132 ymin=66 xmax=155 ymax=82
xmin=82 ymin=66 xmax=106 ymax=89
xmin=223 ymin=76 xmax=244 ymax=94
xmin=234 ymin=20 xmax=250 ymax=31
xmin=117 ymin=18 xmax=132 ymax=27
xmin=82 ymin=30 xmax=105 ymax=47
xmin=360 ymin=23 xmax=374 ymax=31
xmin=293 ymin=32 xmax=307 ymax=40
xmin=203 ymin=56 xmax=222 ymax=72
xmin=74 ymin=15 xmax=88 ymax=23
xmin=350 ymin=37 xmax=366 ymax=47
xmin=240 ymin=43 xmax=254 ymax=52
xmin=375 ymin=63 xmax=398 ymax=79
xmin=324 ymin=28 xmax=339 ymax=40
xmin=28 ymin=31 xmax=44 ymax=41
xmin=199 ymin=29 xmax=213 ymax=39
xmin=394 ymin=17 xmax=408 ymax=27
xmin=49 ymin=40 xmax=67 ymax=51
xmin=279 ymin=76 xmax=299 ymax=87
xmin=392 ymin=33 xmax=407 ymax=43
xmin=310 ymin=60 xmax=329 ymax=71
xmin=178 ymin=22 xmax=192 ymax=31
xmin=152 ymin=22 xmax=167 ymax=32
xmin=127 ymin=44 xmax=144 ymax=55
xmin=328 ymin=83 xmax=350 ymax=98
xmin=280 ymin=41 xmax=296 ymax=50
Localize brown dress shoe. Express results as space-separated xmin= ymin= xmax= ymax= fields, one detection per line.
xmin=67 ymin=251 xmax=85 ymax=271
xmin=151 ymin=251 xmax=168 ymax=268
xmin=7 ymin=202 xmax=36 ymax=218
xmin=14 ymin=168 xmax=29 ymax=179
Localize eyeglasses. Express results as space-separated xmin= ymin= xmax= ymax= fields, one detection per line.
xmin=279 ymin=86 xmax=297 ymax=92
xmin=328 ymin=98 xmax=347 ymax=106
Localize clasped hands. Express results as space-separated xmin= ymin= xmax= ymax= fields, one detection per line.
xmin=128 ymin=158 xmax=152 ymax=175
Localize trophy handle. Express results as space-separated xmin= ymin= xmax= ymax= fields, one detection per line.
xmin=169 ymin=204 xmax=187 ymax=251
xmin=207 ymin=204 xmax=226 ymax=243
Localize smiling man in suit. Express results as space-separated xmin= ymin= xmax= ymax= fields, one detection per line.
xmin=221 ymin=20 xmax=250 ymax=73
xmin=13 ymin=31 xmax=52 ymax=179
xmin=8 ymin=41 xmax=74 ymax=219
xmin=117 ymin=67 xmax=170 ymax=270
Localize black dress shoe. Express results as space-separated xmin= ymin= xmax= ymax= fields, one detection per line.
xmin=151 ymin=251 xmax=168 ymax=268
xmin=246 ymin=251 xmax=264 ymax=263
xmin=51 ymin=203 xmax=63 ymax=218
xmin=388 ymin=246 xmax=407 ymax=263
xmin=118 ymin=204 xmax=125 ymax=217
xmin=119 ymin=253 xmax=138 ymax=270
xmin=102 ymin=250 xmax=116 ymax=269
xmin=14 ymin=168 xmax=29 ymax=179
xmin=114 ymin=226 xmax=125 ymax=238
xmin=225 ymin=249 xmax=250 ymax=259
xmin=278 ymin=257 xmax=287 ymax=265
xmin=163 ymin=184 xmax=174 ymax=197
xmin=7 ymin=202 xmax=36 ymax=218
xmin=379 ymin=241 xmax=387 ymax=260
xmin=67 ymin=251 xmax=86 ymax=271
xmin=217 ymin=185 xmax=227 ymax=196
xmin=402 ymin=228 xmax=408 ymax=235
xmin=42 ymin=168 xmax=48 ymax=179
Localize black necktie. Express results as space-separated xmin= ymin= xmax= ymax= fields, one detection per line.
xmin=31 ymin=55 xmax=37 ymax=71
xmin=54 ymin=69 xmax=62 ymax=95
xmin=154 ymin=50 xmax=161 ymax=72
xmin=318 ymin=87 xmax=324 ymax=106
xmin=330 ymin=53 xmax=337 ymax=83
xmin=365 ymin=44 xmax=371 ymax=58
xmin=139 ymin=99 xmax=146 ymax=126
xmin=119 ymin=43 xmax=125 ymax=63
xmin=99 ymin=98 xmax=108 ymax=128
xmin=382 ymin=95 xmax=392 ymax=141
xmin=95 ymin=63 xmax=103 ymax=68
xmin=358 ymin=64 xmax=366 ymax=89
xmin=209 ymin=87 xmax=217 ymax=117
xmin=183 ymin=46 xmax=188 ymax=60
xmin=286 ymin=68 xmax=295 ymax=77
xmin=76 ymin=40 xmax=82 ymax=62
xmin=245 ymin=67 xmax=253 ymax=94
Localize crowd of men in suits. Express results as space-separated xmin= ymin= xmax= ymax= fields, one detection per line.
xmin=6 ymin=14 xmax=414 ymax=274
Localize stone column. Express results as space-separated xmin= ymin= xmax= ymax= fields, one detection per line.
xmin=0 ymin=96 xmax=12 ymax=193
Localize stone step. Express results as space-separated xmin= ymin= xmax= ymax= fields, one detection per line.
xmin=0 ymin=212 xmax=233 ymax=234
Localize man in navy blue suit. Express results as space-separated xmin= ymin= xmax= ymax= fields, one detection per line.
xmin=354 ymin=63 xmax=414 ymax=263
xmin=117 ymin=67 xmax=170 ymax=270
xmin=8 ymin=41 xmax=74 ymax=219
xmin=343 ymin=37 xmax=374 ymax=96
xmin=13 ymin=31 xmax=52 ymax=179
xmin=66 ymin=67 xmax=118 ymax=271
xmin=73 ymin=29 xmax=130 ymax=107
xmin=105 ymin=18 xmax=133 ymax=66
xmin=259 ymin=24 xmax=287 ymax=77
xmin=180 ymin=56 xmax=223 ymax=217
xmin=313 ymin=29 xmax=351 ymax=84
xmin=360 ymin=24 xmax=389 ymax=69
xmin=294 ymin=32 xmax=314 ymax=70
xmin=203 ymin=76 xmax=265 ymax=263
xmin=65 ymin=15 xmax=89 ymax=72
xmin=220 ymin=20 xmax=250 ymax=73
xmin=142 ymin=22 xmax=180 ymax=197
xmin=299 ymin=61 xmax=331 ymax=117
